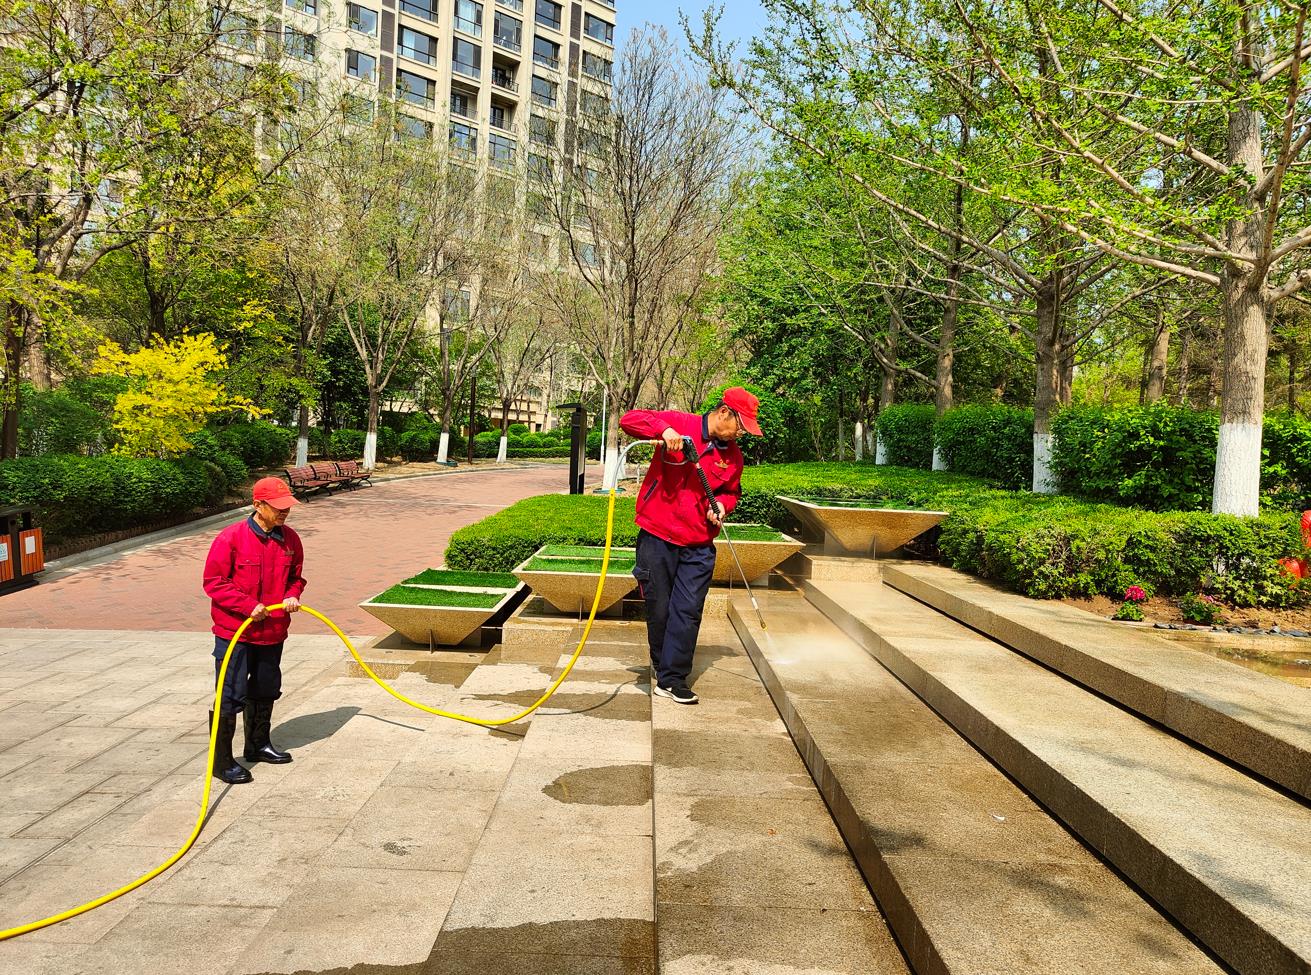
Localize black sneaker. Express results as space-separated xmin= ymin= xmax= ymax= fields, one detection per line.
xmin=654 ymin=683 xmax=699 ymax=704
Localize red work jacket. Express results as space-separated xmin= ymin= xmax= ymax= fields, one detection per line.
xmin=619 ymin=409 xmax=743 ymax=547
xmin=202 ymin=518 xmax=307 ymax=645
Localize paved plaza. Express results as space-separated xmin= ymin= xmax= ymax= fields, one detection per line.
xmin=0 ymin=467 xmax=891 ymax=974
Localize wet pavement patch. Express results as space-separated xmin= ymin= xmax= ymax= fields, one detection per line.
xmin=470 ymin=690 xmax=648 ymax=721
xmin=543 ymin=764 xmax=651 ymax=807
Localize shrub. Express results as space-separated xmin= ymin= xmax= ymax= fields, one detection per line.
xmin=700 ymin=382 xmax=811 ymax=463
xmin=1179 ymin=592 xmax=1224 ymax=625
xmin=215 ymin=421 xmax=294 ymax=469
xmin=1261 ymin=411 xmax=1311 ymax=511
xmin=399 ymin=428 xmax=436 ymax=460
xmin=876 ymin=405 xmax=935 ymax=469
xmin=445 ymin=494 xmax=639 ymax=571
xmin=508 ymin=423 xmax=530 ymax=437
xmin=1051 ymin=404 xmax=1218 ymax=511
xmin=935 ymin=405 xmax=1034 ymax=489
xmin=18 ymin=381 xmax=117 ymax=456
xmin=1113 ymin=602 xmax=1144 ymax=622
xmin=0 ymin=454 xmax=229 ymax=541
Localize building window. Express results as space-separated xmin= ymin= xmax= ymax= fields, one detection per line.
xmin=450 ymin=121 xmax=476 ymax=155
xmin=529 ymin=113 xmax=555 ymax=145
xmin=286 ymin=0 xmax=316 ymax=14
xmin=397 ymin=68 xmax=436 ymax=109
xmin=530 ymin=74 xmax=556 ymax=107
xmin=491 ymin=64 xmax=516 ymax=90
xmin=579 ymin=243 xmax=599 ymax=267
xmin=527 ymin=153 xmax=553 ymax=180
xmin=490 ymin=103 xmax=512 ymax=129
xmin=399 ymin=115 xmax=433 ymax=140
xmin=399 ymin=26 xmax=438 ymax=64
xmin=489 ymin=132 xmax=515 ymax=167
xmin=346 ymin=49 xmax=377 ymax=80
xmin=452 ymin=37 xmax=481 ymax=78
xmin=449 ymin=88 xmax=474 ymax=118
xmin=498 ymin=0 xmax=523 ymax=8
xmin=341 ymin=93 xmax=375 ymax=122
xmin=532 ymin=35 xmax=559 ymax=69
xmin=454 ymin=0 xmax=482 ymax=34
xmin=399 ymin=0 xmax=437 ymax=21
xmin=534 ymin=0 xmax=560 ymax=30
xmin=583 ymin=13 xmax=613 ymax=44
xmin=348 ymin=2 xmax=377 ymax=34
xmin=444 ymin=288 xmax=472 ymax=320
xmin=283 ymin=26 xmax=316 ymax=61
xmin=579 ymin=125 xmax=609 ymax=154
xmin=492 ymin=10 xmax=521 ymax=50
xmin=580 ymin=89 xmax=607 ymax=115
xmin=582 ymin=51 xmax=611 ymax=82
xmin=212 ymin=8 xmax=257 ymax=49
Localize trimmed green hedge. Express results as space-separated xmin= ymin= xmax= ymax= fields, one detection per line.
xmin=0 ymin=454 xmax=230 ymax=541
xmin=446 ymin=463 xmax=1309 ymax=607
xmin=445 ymin=494 xmax=638 ymax=572
xmin=876 ymin=405 xmax=935 ymax=468
xmin=214 ymin=422 xmax=294 ymax=469
xmin=935 ymin=405 xmax=1033 ymax=490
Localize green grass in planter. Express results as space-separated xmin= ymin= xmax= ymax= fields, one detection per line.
xmin=369 ymin=585 xmax=505 ymax=608
xmin=721 ymin=523 xmax=788 ymax=542
xmin=539 ymin=544 xmax=637 ymax=558
xmin=520 ymin=556 xmax=635 ymax=573
xmin=401 ymin=568 xmax=519 ymax=589
xmin=792 ymin=496 xmax=939 ymax=510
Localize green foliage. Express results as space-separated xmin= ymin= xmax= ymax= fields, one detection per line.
xmin=0 ymin=454 xmax=231 ymax=541
xmin=1051 ymin=404 xmax=1219 ymax=511
xmin=214 ymin=422 xmax=294 ymax=469
xmin=1112 ymin=602 xmax=1144 ymax=622
xmin=17 ymin=379 xmax=121 ymax=456
xmin=508 ymin=423 xmax=530 ymax=436
xmin=327 ymin=427 xmax=397 ymax=459
xmin=368 ymin=585 xmax=506 ymax=608
xmin=875 ymin=405 xmax=935 ymax=468
xmin=186 ymin=429 xmax=249 ymax=487
xmin=1178 ymin=592 xmax=1224 ymax=625
xmin=400 ymin=568 xmax=520 ymax=588
xmin=700 ymin=382 xmax=811 ymax=463
xmin=1261 ymin=412 xmax=1311 ymax=512
xmin=445 ymin=495 xmax=639 ymax=572
xmin=935 ymin=405 xmax=1033 ymax=490
xmin=522 ymin=556 xmax=636 ymax=572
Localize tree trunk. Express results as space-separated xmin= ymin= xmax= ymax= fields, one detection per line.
xmin=934 ymin=190 xmax=962 ymax=472
xmin=1031 ymin=280 xmax=1061 ymax=493
xmin=363 ymin=387 xmax=380 ymax=469
xmin=602 ymin=400 xmax=622 ymax=489
xmin=874 ymin=365 xmax=895 ymax=465
xmin=1143 ymin=311 xmax=1170 ymax=404
xmin=436 ymin=398 xmax=454 ymax=463
xmin=2 ymin=304 xmax=25 ymax=459
xmin=1212 ymin=277 xmax=1268 ymax=516
xmin=836 ymin=388 xmax=846 ymax=462
xmin=296 ymin=403 xmax=311 ymax=466
xmin=467 ymin=375 xmax=477 ymax=466
xmin=1288 ymin=339 xmax=1298 ymax=413
xmin=498 ymin=398 xmax=511 ymax=464
xmin=1175 ymin=329 xmax=1192 ymax=406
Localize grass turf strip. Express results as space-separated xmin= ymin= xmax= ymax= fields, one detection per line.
xmin=369 ymin=585 xmax=506 ymax=608
xmin=401 ymin=568 xmax=520 ymax=589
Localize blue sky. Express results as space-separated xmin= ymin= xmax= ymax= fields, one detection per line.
xmin=616 ymin=0 xmax=769 ymax=51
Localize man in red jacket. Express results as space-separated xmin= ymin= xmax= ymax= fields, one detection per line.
xmin=202 ymin=477 xmax=306 ymax=783
xmin=619 ymin=387 xmax=761 ymax=704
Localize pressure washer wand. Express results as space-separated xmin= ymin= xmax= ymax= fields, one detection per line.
xmin=683 ymin=437 xmax=767 ymax=630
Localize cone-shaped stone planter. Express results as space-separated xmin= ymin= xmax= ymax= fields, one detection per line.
xmin=778 ymin=496 xmax=948 ymax=556
xmin=360 ymin=578 xmax=521 ymax=646
xmin=713 ymin=524 xmax=804 ymax=583
xmin=513 ymin=547 xmax=638 ymax=615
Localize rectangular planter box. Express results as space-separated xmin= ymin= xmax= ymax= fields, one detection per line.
xmin=778 ymin=496 xmax=947 ymax=556
xmin=360 ymin=583 xmax=522 ymax=647
xmin=513 ymin=547 xmax=638 ymax=615
xmin=712 ymin=524 xmax=804 ymax=583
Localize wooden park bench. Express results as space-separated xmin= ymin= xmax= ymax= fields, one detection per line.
xmin=283 ymin=464 xmax=339 ymax=498
xmin=335 ymin=459 xmax=374 ymax=488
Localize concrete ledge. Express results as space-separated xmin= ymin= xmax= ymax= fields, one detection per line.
xmin=728 ymin=591 xmax=1219 ymax=975
xmin=806 ymin=578 xmax=1311 ymax=975
xmin=882 ymin=562 xmax=1311 ymax=801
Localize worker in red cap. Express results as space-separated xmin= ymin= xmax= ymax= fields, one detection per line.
xmin=620 ymin=387 xmax=762 ymax=703
xmin=201 ymin=476 xmax=306 ymax=783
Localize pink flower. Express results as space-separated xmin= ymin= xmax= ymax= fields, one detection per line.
xmin=1124 ymin=586 xmax=1148 ymax=603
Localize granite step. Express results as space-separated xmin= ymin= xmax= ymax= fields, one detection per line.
xmin=881 ymin=561 xmax=1311 ymax=800
xmin=728 ymin=590 xmax=1220 ymax=975
xmin=801 ymin=579 xmax=1311 ymax=975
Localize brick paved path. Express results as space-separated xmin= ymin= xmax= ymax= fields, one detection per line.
xmin=0 ymin=467 xmax=569 ymax=635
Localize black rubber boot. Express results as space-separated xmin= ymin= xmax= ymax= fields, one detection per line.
xmin=243 ymin=698 xmax=292 ymax=764
xmin=210 ymin=710 xmax=253 ymax=784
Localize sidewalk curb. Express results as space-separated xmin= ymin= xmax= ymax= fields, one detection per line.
xmin=41 ymin=463 xmax=568 ymax=578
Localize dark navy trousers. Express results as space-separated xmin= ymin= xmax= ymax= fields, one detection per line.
xmin=213 ymin=637 xmax=284 ymax=712
xmin=633 ymin=529 xmax=716 ymax=689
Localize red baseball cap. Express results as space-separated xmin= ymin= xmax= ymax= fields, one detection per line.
xmin=723 ymin=387 xmax=762 ymax=436
xmin=253 ymin=476 xmax=299 ymax=510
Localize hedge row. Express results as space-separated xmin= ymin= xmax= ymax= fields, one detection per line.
xmin=876 ymin=402 xmax=1311 ymax=510
xmin=446 ymin=462 xmax=1309 ymax=607
xmin=0 ymin=454 xmax=230 ymax=541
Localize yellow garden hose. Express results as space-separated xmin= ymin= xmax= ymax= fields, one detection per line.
xmin=0 ymin=487 xmax=622 ymax=941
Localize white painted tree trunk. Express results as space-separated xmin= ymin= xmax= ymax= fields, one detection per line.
xmin=496 ymin=435 xmax=508 ymax=463
xmin=932 ymin=445 xmax=947 ymax=471
xmin=854 ymin=421 xmax=864 ymax=461
xmin=436 ymin=430 xmax=450 ymax=464
xmin=1032 ymin=432 xmax=1057 ymax=494
xmin=875 ymin=434 xmax=887 ymax=465
xmin=363 ymin=430 xmax=377 ymax=470
xmin=1213 ymin=422 xmax=1263 ymax=517
xmin=295 ymin=435 xmax=309 ymax=467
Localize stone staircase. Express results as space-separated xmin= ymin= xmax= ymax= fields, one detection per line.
xmin=728 ymin=558 xmax=1311 ymax=975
